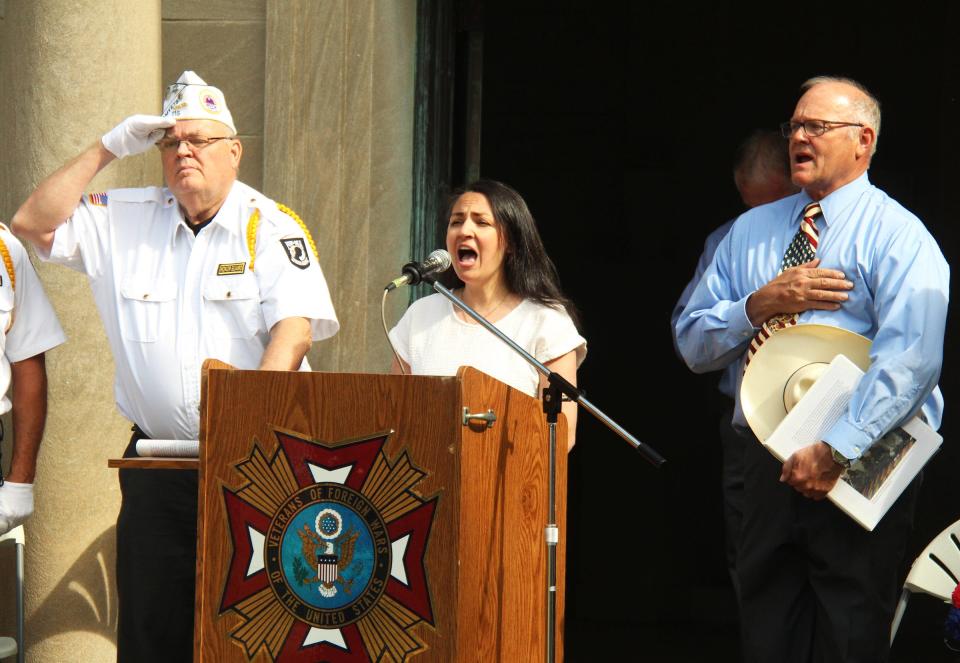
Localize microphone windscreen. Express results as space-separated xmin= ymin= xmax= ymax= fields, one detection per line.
xmin=425 ymin=249 xmax=452 ymax=272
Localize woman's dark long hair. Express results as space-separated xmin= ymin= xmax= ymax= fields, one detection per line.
xmin=439 ymin=179 xmax=581 ymax=329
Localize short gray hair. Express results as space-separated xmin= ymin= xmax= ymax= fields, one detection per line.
xmin=801 ymin=76 xmax=881 ymax=155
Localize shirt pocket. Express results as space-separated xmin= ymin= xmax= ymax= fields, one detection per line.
xmin=119 ymin=277 xmax=176 ymax=342
xmin=202 ymin=278 xmax=262 ymax=339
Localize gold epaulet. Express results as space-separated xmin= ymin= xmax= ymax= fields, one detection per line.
xmin=245 ymin=203 xmax=319 ymax=272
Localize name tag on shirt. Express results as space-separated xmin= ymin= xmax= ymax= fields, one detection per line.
xmin=217 ymin=262 xmax=247 ymax=276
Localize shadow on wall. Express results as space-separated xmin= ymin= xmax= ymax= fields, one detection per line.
xmin=27 ymin=527 xmax=117 ymax=652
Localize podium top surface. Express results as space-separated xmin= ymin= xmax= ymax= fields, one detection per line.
xmin=107 ymin=457 xmax=198 ymax=470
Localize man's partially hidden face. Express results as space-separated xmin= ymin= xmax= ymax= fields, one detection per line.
xmin=160 ymin=119 xmax=242 ymax=211
xmin=788 ymin=82 xmax=874 ymax=201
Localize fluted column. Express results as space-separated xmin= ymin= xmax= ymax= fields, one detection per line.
xmin=0 ymin=2 xmax=162 ymax=661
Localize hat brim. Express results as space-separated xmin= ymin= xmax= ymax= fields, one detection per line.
xmin=741 ymin=324 xmax=871 ymax=441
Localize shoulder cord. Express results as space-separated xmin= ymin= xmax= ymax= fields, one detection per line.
xmin=245 ymin=209 xmax=260 ymax=271
xmin=0 ymin=232 xmax=14 ymax=332
xmin=245 ymin=203 xmax=320 ymax=271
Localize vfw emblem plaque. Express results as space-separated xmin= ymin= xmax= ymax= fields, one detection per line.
xmin=219 ymin=430 xmax=438 ymax=661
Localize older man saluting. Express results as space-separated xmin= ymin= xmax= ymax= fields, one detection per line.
xmin=12 ymin=71 xmax=339 ymax=662
xmin=676 ymin=77 xmax=949 ymax=662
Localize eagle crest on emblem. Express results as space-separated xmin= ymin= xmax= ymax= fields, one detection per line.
xmin=293 ymin=508 xmax=360 ymax=598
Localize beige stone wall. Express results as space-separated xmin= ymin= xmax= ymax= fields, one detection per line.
xmin=265 ymin=0 xmax=416 ymax=373
xmin=162 ymin=0 xmax=266 ymax=190
xmin=0 ymin=3 xmax=162 ymax=662
xmin=0 ymin=0 xmax=415 ymax=660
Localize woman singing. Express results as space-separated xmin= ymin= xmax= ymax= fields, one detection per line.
xmin=389 ymin=180 xmax=585 ymax=449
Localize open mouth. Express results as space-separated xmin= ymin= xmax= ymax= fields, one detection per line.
xmin=794 ymin=153 xmax=814 ymax=165
xmin=457 ymin=246 xmax=478 ymax=266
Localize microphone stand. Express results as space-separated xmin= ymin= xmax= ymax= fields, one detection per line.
xmin=428 ymin=279 xmax=665 ymax=663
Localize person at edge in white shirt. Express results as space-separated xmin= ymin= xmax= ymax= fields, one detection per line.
xmin=0 ymin=226 xmax=66 ymax=536
xmin=389 ymin=179 xmax=585 ymax=451
xmin=11 ymin=70 xmax=338 ymax=663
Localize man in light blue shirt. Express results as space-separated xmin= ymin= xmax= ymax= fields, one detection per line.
xmin=676 ymin=77 xmax=949 ymax=663
xmin=671 ymin=130 xmax=797 ymax=602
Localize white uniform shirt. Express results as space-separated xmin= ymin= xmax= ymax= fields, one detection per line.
xmin=0 ymin=227 xmax=66 ymax=415
xmin=41 ymin=181 xmax=339 ymax=440
xmin=388 ymin=294 xmax=586 ymax=397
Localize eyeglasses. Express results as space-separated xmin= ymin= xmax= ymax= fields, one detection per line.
xmin=155 ymin=136 xmax=232 ymax=152
xmin=780 ymin=119 xmax=864 ymax=138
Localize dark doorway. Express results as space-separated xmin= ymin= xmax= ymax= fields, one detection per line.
xmin=423 ymin=1 xmax=960 ymax=660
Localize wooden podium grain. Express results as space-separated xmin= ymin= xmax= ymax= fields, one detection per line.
xmin=185 ymin=361 xmax=567 ymax=662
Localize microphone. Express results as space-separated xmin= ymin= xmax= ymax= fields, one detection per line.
xmin=385 ymin=250 xmax=452 ymax=291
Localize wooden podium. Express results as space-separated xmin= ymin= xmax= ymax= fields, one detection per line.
xmin=191 ymin=363 xmax=567 ymax=662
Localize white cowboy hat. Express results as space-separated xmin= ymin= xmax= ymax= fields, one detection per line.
xmin=741 ymin=324 xmax=871 ymax=441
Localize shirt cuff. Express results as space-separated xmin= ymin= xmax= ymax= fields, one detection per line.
xmin=730 ymin=293 xmax=758 ymax=339
xmin=822 ymin=418 xmax=872 ymax=460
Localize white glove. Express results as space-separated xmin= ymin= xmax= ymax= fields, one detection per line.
xmin=0 ymin=481 xmax=34 ymax=535
xmin=101 ymin=114 xmax=176 ymax=159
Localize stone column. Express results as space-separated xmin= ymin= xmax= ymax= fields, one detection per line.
xmin=0 ymin=2 xmax=162 ymax=661
xmin=264 ymin=0 xmax=417 ymax=372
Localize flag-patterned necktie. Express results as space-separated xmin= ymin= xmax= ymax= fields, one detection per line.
xmin=745 ymin=201 xmax=822 ymax=365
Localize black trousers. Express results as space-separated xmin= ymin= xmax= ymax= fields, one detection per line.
xmin=116 ymin=428 xmax=197 ymax=663
xmin=736 ymin=430 xmax=919 ymax=663
xmin=719 ymin=406 xmax=745 ymax=601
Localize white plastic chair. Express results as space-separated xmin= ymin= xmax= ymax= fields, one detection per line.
xmin=0 ymin=525 xmax=24 ymax=663
xmin=891 ymin=518 xmax=960 ymax=644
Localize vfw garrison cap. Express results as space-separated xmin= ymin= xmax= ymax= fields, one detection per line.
xmin=161 ymin=70 xmax=236 ymax=135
